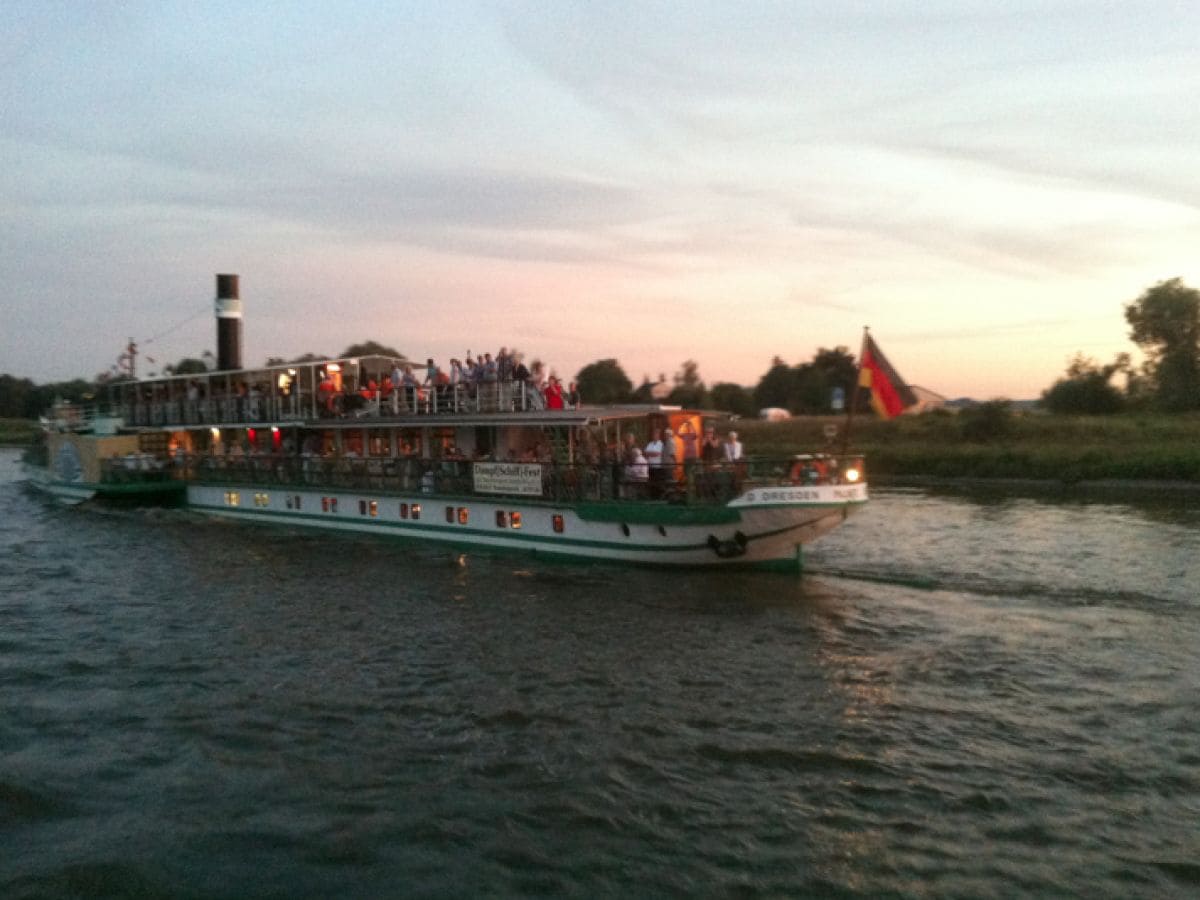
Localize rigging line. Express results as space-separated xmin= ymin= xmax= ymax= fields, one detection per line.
xmin=141 ymin=303 xmax=210 ymax=345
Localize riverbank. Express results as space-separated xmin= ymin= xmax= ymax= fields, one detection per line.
xmin=0 ymin=418 xmax=37 ymax=446
xmin=735 ymin=411 xmax=1200 ymax=484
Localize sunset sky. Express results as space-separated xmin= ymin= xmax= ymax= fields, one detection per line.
xmin=3 ymin=1 xmax=1197 ymax=399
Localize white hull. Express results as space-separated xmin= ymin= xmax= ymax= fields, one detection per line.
xmin=186 ymin=480 xmax=867 ymax=569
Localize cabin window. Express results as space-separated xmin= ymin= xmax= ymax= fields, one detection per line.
xmin=255 ymin=492 xmax=269 ymax=508
xmin=225 ymin=491 xmax=240 ymax=507
xmin=552 ymin=514 xmax=564 ymax=534
xmin=369 ymin=500 xmax=378 ymax=517
xmin=510 ymin=511 xmax=522 ymax=529
xmin=445 ymin=506 xmax=454 ymax=523
xmin=496 ymin=510 xmax=507 ymax=528
xmin=399 ymin=502 xmax=408 ymax=519
xmin=294 ymin=495 xmax=302 ymax=510
xmin=359 ymin=500 xmax=367 ymax=516
xmin=458 ymin=507 xmax=469 ymax=525
xmin=411 ymin=503 xmax=421 ymax=520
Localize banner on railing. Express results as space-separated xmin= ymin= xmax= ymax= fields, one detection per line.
xmin=473 ymin=462 xmax=543 ymax=496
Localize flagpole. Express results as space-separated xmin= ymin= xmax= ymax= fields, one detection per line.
xmin=840 ymin=326 xmax=869 ymax=456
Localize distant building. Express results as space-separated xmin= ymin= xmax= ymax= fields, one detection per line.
xmin=908 ymin=385 xmax=947 ymax=413
xmin=758 ymin=407 xmax=791 ymax=421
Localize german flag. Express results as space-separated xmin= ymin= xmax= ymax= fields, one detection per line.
xmin=858 ymin=333 xmax=917 ymax=419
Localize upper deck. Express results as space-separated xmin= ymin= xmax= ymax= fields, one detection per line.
xmin=92 ymin=354 xmax=656 ymax=430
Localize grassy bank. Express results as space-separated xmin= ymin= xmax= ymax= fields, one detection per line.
xmin=734 ymin=411 xmax=1200 ymax=483
xmin=0 ymin=418 xmax=38 ymax=446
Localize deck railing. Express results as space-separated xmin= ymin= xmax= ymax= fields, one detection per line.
xmin=112 ymin=382 xmax=558 ymax=428
xmin=177 ymin=454 xmax=864 ymax=506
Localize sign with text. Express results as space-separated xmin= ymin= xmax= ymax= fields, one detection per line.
xmin=473 ymin=462 xmax=544 ymax=496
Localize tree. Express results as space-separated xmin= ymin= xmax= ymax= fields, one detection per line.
xmin=340 ymin=341 xmax=405 ymax=359
xmin=709 ymin=382 xmax=755 ymax=416
xmin=631 ymin=376 xmax=656 ymax=403
xmin=1040 ymin=353 xmax=1126 ymax=414
xmin=1125 ymin=278 xmax=1200 ymax=411
xmin=668 ymin=359 xmax=708 ymax=407
xmin=575 ymin=359 xmax=633 ymax=404
xmin=265 ymin=352 xmax=329 ymax=366
xmin=753 ymin=357 xmax=796 ymax=410
xmin=170 ymin=357 xmax=209 ymax=375
xmin=752 ymin=347 xmax=858 ymax=414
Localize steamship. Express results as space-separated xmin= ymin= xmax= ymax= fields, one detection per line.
xmin=25 ymin=276 xmax=869 ymax=570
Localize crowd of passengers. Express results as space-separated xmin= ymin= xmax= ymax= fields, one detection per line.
xmin=324 ymin=348 xmax=580 ymax=417
xmin=118 ymin=348 xmax=581 ymax=424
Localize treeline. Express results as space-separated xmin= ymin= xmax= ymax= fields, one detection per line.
xmin=1042 ymin=278 xmax=1200 ymax=414
xmin=0 ymin=375 xmax=95 ymax=420
xmin=576 ymin=347 xmax=858 ymax=416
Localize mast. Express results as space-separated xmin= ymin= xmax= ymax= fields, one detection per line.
xmin=840 ymin=326 xmax=869 ymax=455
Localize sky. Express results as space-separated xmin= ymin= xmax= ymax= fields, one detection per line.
xmin=2 ymin=1 xmax=1197 ymax=399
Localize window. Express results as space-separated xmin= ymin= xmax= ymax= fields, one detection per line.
xmin=496 ymin=510 xmax=507 ymax=528
xmin=399 ymin=502 xmax=408 ymax=519
xmin=552 ymin=514 xmax=564 ymax=534
xmin=359 ymin=499 xmax=367 ymax=516
xmin=458 ymin=507 xmax=469 ymax=525
xmin=411 ymin=503 xmax=421 ymax=520
xmin=510 ymin=511 xmax=522 ymax=529
xmin=225 ymin=491 xmax=240 ymax=507
xmin=445 ymin=506 xmax=455 ymax=523
xmin=254 ymin=492 xmax=269 ymax=507
xmin=369 ymin=500 xmax=378 ymax=517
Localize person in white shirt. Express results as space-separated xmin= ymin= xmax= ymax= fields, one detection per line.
xmin=644 ymin=428 xmax=666 ymax=496
xmin=723 ymin=430 xmax=743 ymax=462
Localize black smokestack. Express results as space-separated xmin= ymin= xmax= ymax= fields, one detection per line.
xmin=215 ymin=273 xmax=242 ymax=371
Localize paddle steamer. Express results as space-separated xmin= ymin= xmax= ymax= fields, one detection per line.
xmin=26 ymin=276 xmax=868 ymax=570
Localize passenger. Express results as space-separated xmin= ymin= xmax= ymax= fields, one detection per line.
xmin=677 ymin=420 xmax=699 ymax=461
xmin=401 ymin=365 xmax=423 ymax=411
xmin=527 ymin=362 xmax=546 ymax=410
xmin=512 ymin=354 xmax=531 ymax=407
xmin=545 ymin=375 xmax=564 ymax=410
xmin=318 ymin=370 xmax=338 ymax=416
xmin=644 ymin=427 xmax=665 ymax=497
xmin=567 ymin=381 xmax=581 ymax=409
xmin=390 ymin=360 xmax=404 ymax=414
xmin=723 ymin=430 xmax=743 ymax=462
xmin=661 ymin=426 xmax=678 ymax=486
xmin=701 ymin=425 xmax=722 ymax=462
xmin=624 ymin=448 xmax=650 ymax=497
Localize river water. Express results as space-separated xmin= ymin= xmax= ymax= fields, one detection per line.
xmin=2 ymin=447 xmax=1198 ymax=898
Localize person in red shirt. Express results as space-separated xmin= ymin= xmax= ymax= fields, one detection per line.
xmin=545 ymin=376 xmax=564 ymax=410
